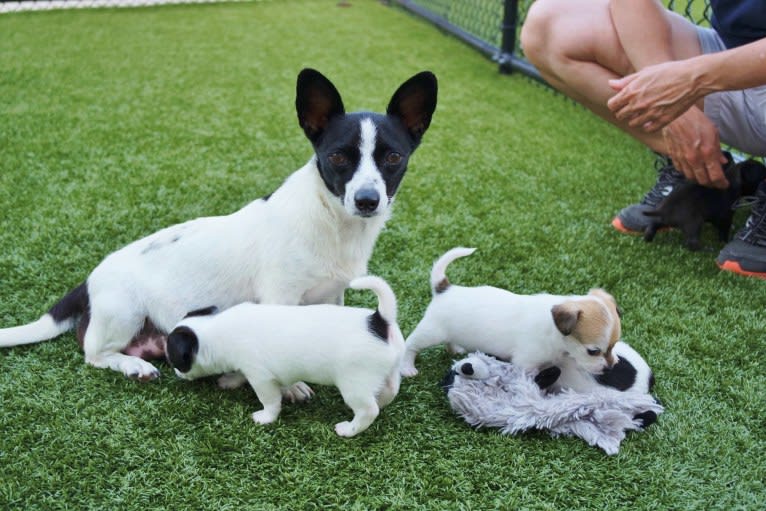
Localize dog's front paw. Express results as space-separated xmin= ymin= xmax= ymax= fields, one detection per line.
xmin=282 ymin=382 xmax=314 ymax=403
xmin=399 ymin=363 xmax=419 ymax=377
xmin=252 ymin=410 xmax=278 ymax=425
xmin=122 ymin=359 xmax=160 ymax=381
xmin=334 ymin=421 xmax=359 ymax=438
xmin=218 ymin=372 xmax=247 ymax=389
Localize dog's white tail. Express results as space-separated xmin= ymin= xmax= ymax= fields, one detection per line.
xmin=430 ymin=247 xmax=476 ymax=294
xmin=349 ymin=275 xmax=398 ymax=327
xmin=0 ymin=283 xmax=87 ymax=348
xmin=0 ymin=314 xmax=75 ymax=347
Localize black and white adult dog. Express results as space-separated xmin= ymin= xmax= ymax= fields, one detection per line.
xmin=0 ymin=68 xmax=437 ymax=385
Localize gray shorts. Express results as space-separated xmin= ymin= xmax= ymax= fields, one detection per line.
xmin=697 ymin=26 xmax=766 ymax=156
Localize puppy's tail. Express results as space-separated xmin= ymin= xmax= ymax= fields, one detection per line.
xmin=350 ymin=276 xmax=398 ymax=326
xmin=430 ymin=247 xmax=476 ymax=295
xmin=0 ymin=283 xmax=87 ymax=348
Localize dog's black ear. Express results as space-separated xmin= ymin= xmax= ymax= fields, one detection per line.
xmin=296 ymin=68 xmax=345 ymax=143
xmin=551 ymin=303 xmax=581 ymax=336
xmin=386 ymin=71 xmax=438 ymax=146
xmin=166 ymin=326 xmax=199 ymax=373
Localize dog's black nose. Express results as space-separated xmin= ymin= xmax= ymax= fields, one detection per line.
xmin=354 ymin=189 xmax=380 ymax=213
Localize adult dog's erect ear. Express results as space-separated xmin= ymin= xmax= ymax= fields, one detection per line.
xmin=296 ymin=68 xmax=346 ymax=143
xmin=386 ymin=71 xmax=438 ymax=146
xmin=166 ymin=326 xmax=199 ymax=373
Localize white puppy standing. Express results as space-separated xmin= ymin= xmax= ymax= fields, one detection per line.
xmin=166 ymin=276 xmax=404 ymax=438
xmin=400 ymin=248 xmax=622 ymax=380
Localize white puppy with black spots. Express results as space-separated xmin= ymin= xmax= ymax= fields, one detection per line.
xmin=167 ymin=276 xmax=404 ymax=438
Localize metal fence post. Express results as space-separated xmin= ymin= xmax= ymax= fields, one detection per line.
xmin=498 ymin=0 xmax=519 ymax=74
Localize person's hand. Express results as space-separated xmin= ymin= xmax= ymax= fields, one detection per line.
xmin=661 ymin=108 xmax=729 ymax=188
xmin=607 ymin=60 xmax=704 ymax=132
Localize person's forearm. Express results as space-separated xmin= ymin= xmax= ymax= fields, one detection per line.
xmin=692 ymin=38 xmax=766 ymax=94
xmin=608 ymin=0 xmax=675 ymax=70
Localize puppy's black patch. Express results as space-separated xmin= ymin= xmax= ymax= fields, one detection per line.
xmin=184 ymin=306 xmax=219 ymax=318
xmin=460 ymin=362 xmax=474 ymax=375
xmin=367 ymin=309 xmax=388 ymax=342
xmin=534 ymin=366 xmax=562 ymax=390
xmin=48 ymin=283 xmax=89 ymax=324
xmin=633 ymin=410 xmax=658 ymax=428
xmin=166 ymin=326 xmax=199 ymax=373
xmin=434 ymin=278 xmax=450 ymax=294
xmin=595 ymin=356 xmax=637 ymax=391
xmin=440 ymin=369 xmax=457 ymax=393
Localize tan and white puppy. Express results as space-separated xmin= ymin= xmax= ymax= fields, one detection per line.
xmin=400 ymin=247 xmax=622 ymax=378
xmin=167 ymin=276 xmax=404 ymax=438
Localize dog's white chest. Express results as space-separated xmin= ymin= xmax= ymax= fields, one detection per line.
xmin=301 ymin=280 xmax=346 ymax=305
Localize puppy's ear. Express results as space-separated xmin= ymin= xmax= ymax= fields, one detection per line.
xmin=551 ymin=302 xmax=581 ymax=336
xmin=166 ymin=326 xmax=199 ymax=373
xmin=386 ymin=71 xmax=438 ymax=146
xmin=295 ymin=68 xmax=345 ymax=143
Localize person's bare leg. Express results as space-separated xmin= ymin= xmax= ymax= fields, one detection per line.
xmin=520 ymin=0 xmax=702 ymax=154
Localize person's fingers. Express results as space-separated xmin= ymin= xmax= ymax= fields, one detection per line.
xmin=706 ymin=160 xmax=729 ymax=189
xmin=608 ymin=75 xmax=634 ymax=92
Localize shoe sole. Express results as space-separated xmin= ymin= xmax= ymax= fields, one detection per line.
xmin=611 ymin=216 xmax=672 ymax=236
xmin=717 ymin=260 xmax=766 ymax=280
xmin=611 ymin=216 xmax=642 ymax=235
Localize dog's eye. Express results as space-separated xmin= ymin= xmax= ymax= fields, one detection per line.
xmin=385 ymin=152 xmax=402 ymax=165
xmin=328 ymin=153 xmax=349 ymax=167
xmin=587 ymin=347 xmax=602 ymax=356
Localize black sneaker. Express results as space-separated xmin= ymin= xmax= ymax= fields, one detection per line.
xmin=717 ymin=180 xmax=766 ymax=279
xmin=612 ymin=159 xmax=686 ymax=234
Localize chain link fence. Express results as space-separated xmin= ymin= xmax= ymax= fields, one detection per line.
xmin=396 ymin=0 xmax=711 ymax=81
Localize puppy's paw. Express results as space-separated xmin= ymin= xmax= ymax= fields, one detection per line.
xmin=282 ymin=382 xmax=314 ymax=403
xmin=218 ymin=372 xmax=247 ymax=389
xmin=122 ymin=359 xmax=160 ymax=381
xmin=252 ymin=410 xmax=278 ymax=425
xmin=399 ymin=364 xmax=419 ymax=377
xmin=334 ymin=421 xmax=358 ymax=438
xmin=446 ymin=343 xmax=467 ymax=355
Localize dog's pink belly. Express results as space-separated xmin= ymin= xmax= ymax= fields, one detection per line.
xmin=75 ymin=313 xmax=167 ymax=360
xmin=121 ymin=320 xmax=167 ymax=361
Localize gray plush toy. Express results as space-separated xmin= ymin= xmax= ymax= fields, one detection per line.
xmin=442 ymin=342 xmax=663 ymax=455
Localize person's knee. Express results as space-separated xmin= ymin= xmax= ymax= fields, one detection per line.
xmin=520 ymin=0 xmax=564 ymax=66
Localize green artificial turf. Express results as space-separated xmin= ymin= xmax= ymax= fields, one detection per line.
xmin=1 ymin=1 xmax=764 ymax=509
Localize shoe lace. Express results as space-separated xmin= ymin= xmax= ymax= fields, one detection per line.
xmin=737 ymin=185 xmax=766 ymax=245
xmin=641 ymin=164 xmax=686 ymax=207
